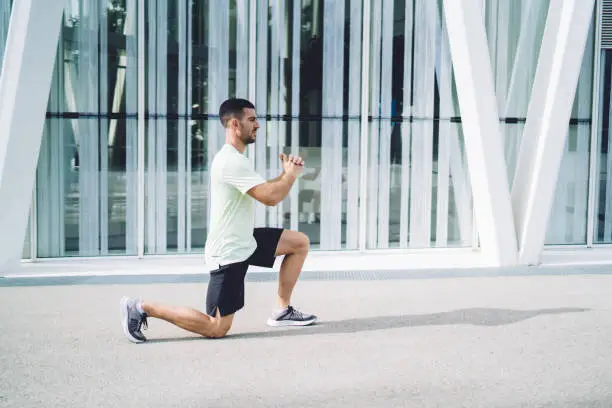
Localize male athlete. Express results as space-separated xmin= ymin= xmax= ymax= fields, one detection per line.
xmin=120 ymin=98 xmax=316 ymax=342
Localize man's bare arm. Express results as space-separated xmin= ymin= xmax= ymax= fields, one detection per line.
xmin=247 ymin=173 xmax=297 ymax=206
xmin=248 ymin=153 xmax=303 ymax=206
xmin=267 ymin=170 xmax=286 ymax=183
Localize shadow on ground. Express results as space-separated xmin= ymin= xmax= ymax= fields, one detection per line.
xmin=145 ymin=307 xmax=589 ymax=343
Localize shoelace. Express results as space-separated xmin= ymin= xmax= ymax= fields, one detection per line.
xmin=140 ymin=315 xmax=149 ymax=331
xmin=288 ymin=306 xmax=304 ymax=320
xmin=129 ymin=314 xmax=148 ymax=332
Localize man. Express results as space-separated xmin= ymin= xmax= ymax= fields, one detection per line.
xmin=120 ymin=98 xmax=317 ymax=343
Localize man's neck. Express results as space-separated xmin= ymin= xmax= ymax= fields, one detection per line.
xmin=226 ymin=135 xmax=246 ymax=153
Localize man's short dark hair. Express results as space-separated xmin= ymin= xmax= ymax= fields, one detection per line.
xmin=218 ymin=98 xmax=255 ymax=128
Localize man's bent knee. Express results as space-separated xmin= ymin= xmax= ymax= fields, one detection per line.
xmin=207 ymin=312 xmax=233 ymax=338
xmin=276 ymin=230 xmax=310 ymax=256
xmin=208 ymin=325 xmax=230 ymax=338
xmin=297 ymin=231 xmax=310 ymax=253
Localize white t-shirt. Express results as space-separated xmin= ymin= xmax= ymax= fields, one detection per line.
xmin=204 ymin=144 xmax=266 ymax=265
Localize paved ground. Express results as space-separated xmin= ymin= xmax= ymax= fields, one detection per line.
xmin=1 ymin=268 xmax=612 ymax=407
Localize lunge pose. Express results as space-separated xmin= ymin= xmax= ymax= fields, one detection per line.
xmin=120 ymin=98 xmax=316 ymax=343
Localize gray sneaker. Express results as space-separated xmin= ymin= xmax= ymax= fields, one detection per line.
xmin=266 ymin=306 xmax=317 ymax=327
xmin=120 ymin=296 xmax=148 ymax=343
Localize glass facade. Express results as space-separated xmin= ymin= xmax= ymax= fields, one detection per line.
xmin=548 ymin=27 xmax=594 ymax=245
xmin=36 ymin=0 xmax=138 ymax=257
xmin=484 ymin=0 xmax=595 ymax=245
xmin=0 ymin=0 xmax=9 ymax=74
xmin=366 ymin=0 xmax=473 ymax=249
xmin=32 ymin=0 xmax=368 ymax=257
xmin=596 ymin=49 xmax=612 ymax=243
xmin=0 ymin=0 xmax=602 ymax=259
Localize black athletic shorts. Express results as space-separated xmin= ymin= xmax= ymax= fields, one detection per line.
xmin=206 ymin=227 xmax=284 ymax=317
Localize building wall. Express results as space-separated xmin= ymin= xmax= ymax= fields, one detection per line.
xmin=2 ymin=0 xmax=611 ymax=267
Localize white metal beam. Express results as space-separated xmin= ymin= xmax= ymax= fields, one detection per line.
xmin=511 ymin=0 xmax=595 ymax=265
xmin=0 ymin=0 xmax=64 ymax=272
xmin=442 ymin=0 xmax=518 ymax=266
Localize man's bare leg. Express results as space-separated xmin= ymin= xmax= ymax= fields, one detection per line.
xmin=142 ymin=302 xmax=234 ymax=338
xmin=274 ymin=230 xmax=310 ymax=308
xmin=121 ymin=295 xmax=234 ymax=343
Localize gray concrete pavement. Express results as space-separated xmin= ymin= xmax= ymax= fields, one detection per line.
xmin=1 ymin=270 xmax=612 ymax=407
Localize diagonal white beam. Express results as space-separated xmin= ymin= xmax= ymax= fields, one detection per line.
xmin=442 ymin=0 xmax=518 ymax=266
xmin=511 ymin=0 xmax=595 ymax=265
xmin=0 ymin=0 xmax=63 ymax=272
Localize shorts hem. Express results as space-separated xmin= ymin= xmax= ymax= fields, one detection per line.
xmin=208 ymin=303 xmax=244 ymax=317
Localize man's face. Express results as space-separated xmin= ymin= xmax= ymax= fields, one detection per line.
xmin=235 ymin=108 xmax=259 ymax=145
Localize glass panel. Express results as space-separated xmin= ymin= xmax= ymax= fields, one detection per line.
xmin=187 ymin=0 xmax=363 ymax=253
xmin=253 ymin=0 xmax=362 ymax=250
xmin=189 ymin=1 xmax=210 ymax=251
xmin=189 ymin=119 xmax=208 ymax=250
xmin=545 ymin=15 xmax=595 ymax=245
xmin=144 ymin=0 xmax=178 ymax=254
xmin=367 ymin=0 xmax=473 ymax=249
xmin=0 ymin=0 xmax=11 ymax=73
xmin=22 ymin=214 xmax=31 ymax=259
xmin=484 ymin=0 xmax=549 ymax=183
xmin=144 ymin=0 xmax=170 ymax=254
xmin=36 ymin=0 xmax=139 ymax=257
xmin=144 ymin=0 xmax=243 ymax=254
xmin=485 ymin=0 xmax=594 ymax=245
xmin=595 ymin=49 xmax=612 ymax=243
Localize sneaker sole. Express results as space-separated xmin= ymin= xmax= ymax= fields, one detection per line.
xmin=266 ymin=317 xmax=317 ymax=327
xmin=120 ymin=296 xmax=144 ymax=343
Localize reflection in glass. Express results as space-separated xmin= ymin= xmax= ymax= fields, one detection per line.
xmin=367 ymin=0 xmax=473 ymax=249
xmin=22 ymin=214 xmax=31 ymax=259
xmin=144 ymin=0 xmax=245 ymax=253
xmin=30 ymin=0 xmax=600 ymax=258
xmin=253 ymin=0 xmax=362 ymax=250
xmin=484 ymin=0 xmax=550 ymax=181
xmin=37 ymin=0 xmax=138 ymax=257
xmin=545 ymin=22 xmax=594 ymax=245
xmin=595 ymin=50 xmax=612 ymax=243
xmin=0 ymin=0 xmax=11 ymax=73
xmin=485 ymin=0 xmax=595 ymax=245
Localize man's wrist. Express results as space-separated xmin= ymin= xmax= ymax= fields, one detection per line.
xmin=282 ymin=172 xmax=297 ymax=182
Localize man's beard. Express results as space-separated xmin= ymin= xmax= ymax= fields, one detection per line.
xmin=240 ymin=134 xmax=256 ymax=145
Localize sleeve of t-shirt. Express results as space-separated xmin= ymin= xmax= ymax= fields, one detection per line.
xmin=221 ymin=156 xmax=266 ymax=194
